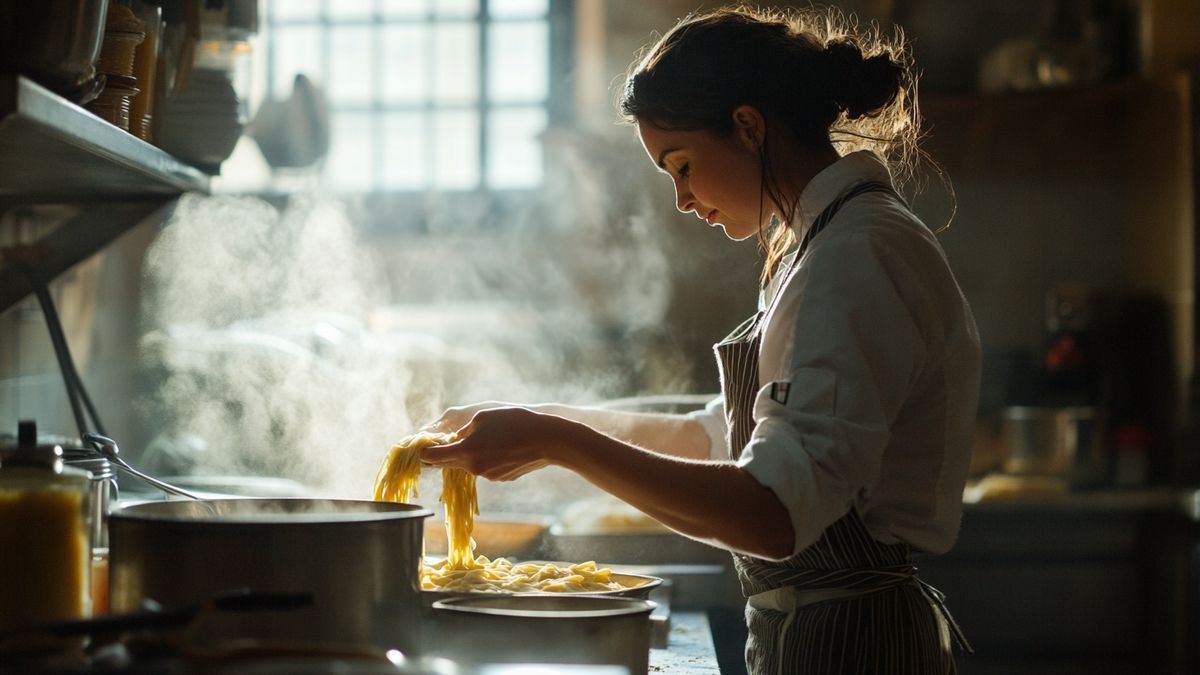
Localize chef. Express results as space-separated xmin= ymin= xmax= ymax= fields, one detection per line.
xmin=421 ymin=6 xmax=980 ymax=674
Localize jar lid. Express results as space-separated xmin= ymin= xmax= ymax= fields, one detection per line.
xmin=0 ymin=420 xmax=65 ymax=472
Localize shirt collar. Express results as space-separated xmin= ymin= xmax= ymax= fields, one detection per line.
xmin=793 ymin=150 xmax=894 ymax=237
xmin=759 ymin=151 xmax=894 ymax=309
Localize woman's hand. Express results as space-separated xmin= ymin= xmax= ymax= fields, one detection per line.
xmin=422 ymin=401 xmax=520 ymax=435
xmin=420 ymin=406 xmax=578 ymax=482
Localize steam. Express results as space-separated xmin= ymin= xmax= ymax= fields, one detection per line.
xmin=135 ymin=130 xmax=682 ymax=509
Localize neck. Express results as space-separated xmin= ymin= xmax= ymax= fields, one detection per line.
xmin=763 ymin=140 xmax=839 ymax=229
xmin=786 ymin=142 xmax=840 ymax=195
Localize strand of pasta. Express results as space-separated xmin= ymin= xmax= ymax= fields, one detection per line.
xmin=441 ymin=466 xmax=479 ymax=569
xmin=373 ymin=431 xmax=481 ymax=568
xmin=372 ymin=433 xmax=431 ymax=502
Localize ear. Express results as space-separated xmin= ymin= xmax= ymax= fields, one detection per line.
xmin=731 ymin=105 xmax=766 ymax=151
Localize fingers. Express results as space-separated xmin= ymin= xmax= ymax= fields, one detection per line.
xmin=419 ymin=433 xmax=469 ymax=467
xmin=426 ymin=401 xmax=503 ymax=430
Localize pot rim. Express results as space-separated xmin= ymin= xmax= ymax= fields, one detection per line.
xmin=111 ymin=497 xmax=433 ymax=525
xmin=431 ymin=595 xmax=657 ymax=619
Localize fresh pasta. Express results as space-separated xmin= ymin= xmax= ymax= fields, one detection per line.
xmin=374 ymin=431 xmax=481 ymax=568
xmin=373 ymin=431 xmax=452 ymax=503
xmin=422 ymin=557 xmax=624 ymax=593
xmin=440 ymin=465 xmax=479 ymax=569
xmin=374 ymin=431 xmax=625 ymax=594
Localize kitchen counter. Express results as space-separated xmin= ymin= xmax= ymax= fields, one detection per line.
xmin=649 ymin=611 xmax=722 ymax=674
xmin=962 ymin=484 xmax=1190 ymax=514
xmin=921 ymin=485 xmax=1200 ymax=674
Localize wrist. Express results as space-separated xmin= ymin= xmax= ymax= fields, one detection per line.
xmin=545 ymin=413 xmax=593 ymax=470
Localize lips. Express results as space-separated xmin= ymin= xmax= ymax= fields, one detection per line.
xmin=704 ymin=210 xmax=718 ymax=225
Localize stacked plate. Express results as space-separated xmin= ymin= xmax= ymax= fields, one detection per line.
xmin=156 ymin=67 xmax=245 ymax=172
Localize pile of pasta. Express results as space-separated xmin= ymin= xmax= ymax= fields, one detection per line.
xmin=374 ymin=431 xmax=624 ymax=593
xmin=422 ymin=557 xmax=623 ymax=593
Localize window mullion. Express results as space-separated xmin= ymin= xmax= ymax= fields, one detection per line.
xmin=478 ymin=0 xmax=490 ymax=193
xmin=372 ymin=4 xmax=383 ymax=192
xmin=424 ymin=7 xmax=436 ymax=191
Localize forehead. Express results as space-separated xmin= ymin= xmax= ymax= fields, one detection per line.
xmin=636 ymin=121 xmax=707 ymax=165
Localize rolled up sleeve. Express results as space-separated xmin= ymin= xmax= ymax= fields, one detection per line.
xmin=736 ymin=231 xmax=927 ymax=557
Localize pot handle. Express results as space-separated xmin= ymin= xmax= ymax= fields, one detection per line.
xmin=0 ymin=589 xmax=314 ymax=641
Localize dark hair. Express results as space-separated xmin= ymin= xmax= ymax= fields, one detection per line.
xmin=620 ymin=5 xmax=933 ymax=284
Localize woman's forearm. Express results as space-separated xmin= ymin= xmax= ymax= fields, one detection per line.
xmin=552 ymin=416 xmax=794 ymax=560
xmin=530 ymin=404 xmax=714 ymax=460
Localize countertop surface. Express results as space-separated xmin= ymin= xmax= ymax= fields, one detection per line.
xmin=962 ymin=484 xmax=1200 ymax=517
xmin=649 ymin=611 xmax=722 ymax=674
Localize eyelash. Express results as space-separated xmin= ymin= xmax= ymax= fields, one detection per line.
xmin=677 ymin=163 xmax=690 ymax=179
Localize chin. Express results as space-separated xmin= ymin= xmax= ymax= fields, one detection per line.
xmin=721 ymin=223 xmax=758 ymax=242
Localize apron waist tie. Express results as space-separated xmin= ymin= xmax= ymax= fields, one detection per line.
xmin=747 ymin=565 xmax=974 ymax=655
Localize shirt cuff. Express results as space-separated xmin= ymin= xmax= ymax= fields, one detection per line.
xmin=686 ymin=396 xmax=728 ymax=460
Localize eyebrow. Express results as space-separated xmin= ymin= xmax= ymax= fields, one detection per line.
xmin=656 ymin=147 xmax=681 ymax=170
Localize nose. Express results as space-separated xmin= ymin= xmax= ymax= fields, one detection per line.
xmin=673 ymin=178 xmax=695 ymax=214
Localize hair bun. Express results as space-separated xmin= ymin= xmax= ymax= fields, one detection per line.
xmin=825 ymin=40 xmax=902 ymax=119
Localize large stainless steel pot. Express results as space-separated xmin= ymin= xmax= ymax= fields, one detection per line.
xmin=0 ymin=0 xmax=109 ymax=101
xmin=430 ymin=595 xmax=656 ymax=673
xmin=108 ymin=498 xmax=432 ymax=653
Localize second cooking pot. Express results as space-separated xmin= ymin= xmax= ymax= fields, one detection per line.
xmin=430 ymin=595 xmax=656 ymax=673
xmin=108 ymin=498 xmax=431 ymax=653
xmin=1001 ymin=406 xmax=1108 ymax=488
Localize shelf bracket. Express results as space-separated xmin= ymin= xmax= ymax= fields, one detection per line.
xmin=0 ymin=199 xmax=174 ymax=313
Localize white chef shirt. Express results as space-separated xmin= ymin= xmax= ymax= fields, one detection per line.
xmin=688 ymin=150 xmax=981 ymax=557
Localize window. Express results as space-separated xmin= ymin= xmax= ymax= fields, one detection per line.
xmin=259 ymin=0 xmax=566 ymax=193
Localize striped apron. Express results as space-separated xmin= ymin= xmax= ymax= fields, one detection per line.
xmin=715 ymin=181 xmax=971 ymax=674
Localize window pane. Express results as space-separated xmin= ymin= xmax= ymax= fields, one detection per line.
xmin=271 ymin=26 xmax=323 ymax=99
xmin=328 ymin=112 xmax=375 ymax=191
xmin=490 ymin=0 xmax=547 ymax=18
xmin=487 ymin=107 xmax=544 ymax=188
xmin=381 ymin=25 xmax=428 ymax=103
xmin=329 ymin=26 xmax=374 ymax=104
xmin=270 ymin=0 xmax=320 ymax=21
xmin=488 ymin=22 xmax=546 ymax=102
xmin=434 ymin=23 xmax=479 ymax=103
xmin=263 ymin=0 xmax=551 ymax=193
xmin=433 ymin=110 xmax=479 ymax=189
xmin=379 ymin=0 xmax=428 ymax=19
xmin=327 ymin=0 xmax=374 ymax=20
xmin=435 ymin=0 xmax=478 ymax=17
xmin=382 ymin=112 xmax=427 ymax=190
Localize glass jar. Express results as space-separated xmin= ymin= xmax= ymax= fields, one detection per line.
xmin=62 ymin=447 xmax=117 ymax=616
xmin=0 ymin=421 xmax=93 ymax=631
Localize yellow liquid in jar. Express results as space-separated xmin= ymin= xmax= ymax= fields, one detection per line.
xmin=0 ymin=488 xmax=89 ymax=631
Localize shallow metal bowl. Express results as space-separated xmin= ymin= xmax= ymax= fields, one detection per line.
xmin=419 ymin=559 xmax=663 ymax=610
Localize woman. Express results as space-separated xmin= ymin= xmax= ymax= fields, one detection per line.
xmin=421 ymin=5 xmax=980 ymax=673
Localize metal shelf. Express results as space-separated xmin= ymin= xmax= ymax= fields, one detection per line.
xmin=0 ymin=75 xmax=210 ymax=199
xmin=0 ymin=75 xmax=211 ymax=313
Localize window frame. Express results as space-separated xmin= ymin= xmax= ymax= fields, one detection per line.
xmin=259 ymin=0 xmax=574 ymax=203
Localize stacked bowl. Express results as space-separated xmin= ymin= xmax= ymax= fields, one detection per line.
xmin=155 ymin=67 xmax=245 ymax=172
